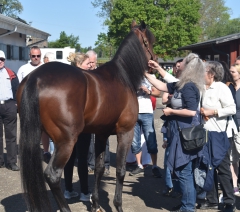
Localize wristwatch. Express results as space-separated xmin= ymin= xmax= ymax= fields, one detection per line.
xmin=214 ymin=110 xmax=218 ymax=116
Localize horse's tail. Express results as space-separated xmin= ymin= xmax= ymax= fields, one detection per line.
xmin=19 ymin=78 xmax=51 ymax=211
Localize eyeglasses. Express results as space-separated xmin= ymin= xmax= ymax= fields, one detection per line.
xmin=31 ymin=55 xmax=41 ymax=58
xmin=0 ymin=58 xmax=5 ymax=62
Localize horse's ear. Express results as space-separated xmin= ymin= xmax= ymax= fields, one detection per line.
xmin=131 ymin=20 xmax=137 ymax=29
xmin=140 ymin=21 xmax=146 ymax=31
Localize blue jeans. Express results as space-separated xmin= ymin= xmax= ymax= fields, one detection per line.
xmin=164 ymin=136 xmax=173 ymax=189
xmin=176 ymin=160 xmax=196 ymax=212
xmin=131 ymin=113 xmax=158 ymax=154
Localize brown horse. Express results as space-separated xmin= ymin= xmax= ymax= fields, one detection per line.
xmin=17 ymin=21 xmax=155 ymax=212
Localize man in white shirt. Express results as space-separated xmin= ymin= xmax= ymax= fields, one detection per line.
xmin=17 ymin=46 xmax=42 ymax=82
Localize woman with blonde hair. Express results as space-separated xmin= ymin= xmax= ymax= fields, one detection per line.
xmin=67 ymin=52 xmax=91 ymax=70
xmin=63 ymin=52 xmax=92 ymax=201
xmin=146 ymin=53 xmax=205 ymax=212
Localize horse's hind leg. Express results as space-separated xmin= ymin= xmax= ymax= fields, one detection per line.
xmin=91 ymin=135 xmax=108 ymax=212
xmin=113 ymin=130 xmax=133 ymax=212
xmin=44 ymin=138 xmax=77 ymax=212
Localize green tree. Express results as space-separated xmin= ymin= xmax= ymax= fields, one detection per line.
xmin=198 ymin=0 xmax=231 ymax=41
xmin=93 ymin=32 xmax=115 ymax=58
xmin=108 ymin=0 xmax=201 ymax=59
xmin=48 ymin=31 xmax=81 ymax=50
xmin=91 ymin=0 xmax=115 ymax=25
xmin=1 ymin=0 xmax=23 ymax=18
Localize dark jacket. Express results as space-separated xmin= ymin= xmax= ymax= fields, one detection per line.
xmin=5 ymin=67 xmax=19 ymax=101
xmin=195 ymin=131 xmax=229 ymax=191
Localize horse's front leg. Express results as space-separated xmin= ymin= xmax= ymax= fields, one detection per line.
xmin=44 ymin=139 xmax=76 ymax=212
xmin=114 ymin=130 xmax=134 ymax=212
xmin=91 ymin=135 xmax=108 ymax=212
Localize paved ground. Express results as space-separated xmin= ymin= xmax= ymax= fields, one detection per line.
xmin=0 ymin=99 xmax=239 ymax=212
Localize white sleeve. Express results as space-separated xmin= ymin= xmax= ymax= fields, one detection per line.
xmin=17 ymin=67 xmax=23 ymax=83
xmin=163 ymin=72 xmax=179 ymax=83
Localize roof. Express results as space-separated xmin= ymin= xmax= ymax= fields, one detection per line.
xmin=178 ymin=32 xmax=240 ymax=51
xmin=0 ymin=14 xmax=50 ymax=40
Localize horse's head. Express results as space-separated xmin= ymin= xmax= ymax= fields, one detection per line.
xmin=131 ymin=20 xmax=157 ymax=73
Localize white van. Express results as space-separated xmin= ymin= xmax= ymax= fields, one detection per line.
xmin=40 ymin=47 xmax=75 ymax=64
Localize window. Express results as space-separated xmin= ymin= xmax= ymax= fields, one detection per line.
xmin=6 ymin=45 xmax=12 ymax=59
xmin=12 ymin=45 xmax=19 ymax=60
xmin=19 ymin=47 xmax=23 ymax=60
xmin=56 ymin=51 xmax=63 ymax=59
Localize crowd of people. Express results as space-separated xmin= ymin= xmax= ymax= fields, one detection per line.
xmin=0 ymin=45 xmax=240 ymax=212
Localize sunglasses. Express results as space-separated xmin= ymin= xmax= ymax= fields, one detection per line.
xmin=0 ymin=58 xmax=5 ymax=62
xmin=31 ymin=55 xmax=41 ymax=58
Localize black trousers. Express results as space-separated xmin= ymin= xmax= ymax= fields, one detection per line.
xmin=87 ymin=135 xmax=110 ymax=170
xmin=0 ymin=100 xmax=17 ymax=164
xmin=207 ymin=138 xmax=235 ymax=205
xmin=64 ymin=133 xmax=91 ymax=194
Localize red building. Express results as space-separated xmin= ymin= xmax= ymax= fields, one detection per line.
xmin=178 ymin=32 xmax=240 ymax=66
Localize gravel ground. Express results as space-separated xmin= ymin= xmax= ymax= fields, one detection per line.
xmin=0 ymin=98 xmax=239 ymax=212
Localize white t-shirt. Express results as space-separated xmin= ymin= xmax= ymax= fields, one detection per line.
xmin=17 ymin=62 xmax=42 ymax=83
xmin=138 ymin=76 xmax=155 ymax=114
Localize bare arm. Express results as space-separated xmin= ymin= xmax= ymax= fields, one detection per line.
xmin=145 ymin=73 xmax=168 ymax=92
xmin=162 ymin=92 xmax=171 ymax=105
xmin=148 ymin=60 xmax=167 ymax=78
xmin=163 ymin=107 xmax=196 ymax=117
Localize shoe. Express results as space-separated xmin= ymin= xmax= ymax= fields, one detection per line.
xmin=152 ymin=167 xmax=162 ymax=178
xmin=80 ymin=192 xmax=91 ymax=201
xmin=223 ymin=204 xmax=236 ymax=212
xmin=88 ymin=167 xmax=94 ymax=174
xmin=0 ymin=162 xmax=5 ymax=168
xmin=129 ymin=166 xmax=144 ymax=176
xmin=126 ymin=161 xmax=137 ymax=166
xmin=43 ymin=152 xmax=51 ymax=164
xmin=162 ymin=187 xmax=173 ymax=196
xmin=64 ymin=190 xmax=79 ymax=199
xmin=233 ymin=187 xmax=239 ymax=195
xmin=171 ymin=191 xmax=182 ymax=198
xmin=103 ymin=168 xmax=110 ymax=176
xmin=6 ymin=163 xmax=19 ymax=171
xmin=170 ymin=204 xmax=182 ymax=212
xmin=199 ymin=201 xmax=218 ymax=210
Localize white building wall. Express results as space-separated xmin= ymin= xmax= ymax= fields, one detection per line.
xmin=0 ymin=31 xmax=29 ymax=73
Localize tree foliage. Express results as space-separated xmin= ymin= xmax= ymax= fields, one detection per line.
xmin=108 ymin=0 xmax=201 ymax=59
xmin=93 ymin=32 xmax=115 ymax=58
xmin=1 ymin=0 xmax=23 ymax=18
xmin=91 ymin=0 xmax=115 ymax=25
xmin=48 ymin=31 xmax=81 ymax=50
xmin=198 ymin=0 xmax=231 ymax=41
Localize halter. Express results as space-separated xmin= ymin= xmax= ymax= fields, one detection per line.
xmin=134 ymin=28 xmax=154 ymax=60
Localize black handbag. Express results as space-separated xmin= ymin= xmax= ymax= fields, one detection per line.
xmin=176 ymin=121 xmax=207 ymax=152
xmin=176 ymin=97 xmax=207 ymax=152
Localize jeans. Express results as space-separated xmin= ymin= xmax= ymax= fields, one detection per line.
xmin=131 ymin=113 xmax=158 ymax=155
xmin=88 ymin=135 xmax=110 ymax=170
xmin=164 ymin=136 xmax=173 ymax=189
xmin=176 ymin=160 xmax=196 ymax=212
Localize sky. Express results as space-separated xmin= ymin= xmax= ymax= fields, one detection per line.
xmin=18 ymin=0 xmax=240 ymax=49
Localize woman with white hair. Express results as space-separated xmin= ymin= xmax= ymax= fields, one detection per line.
xmin=146 ymin=53 xmax=205 ymax=212
xmin=200 ymin=61 xmax=236 ymax=212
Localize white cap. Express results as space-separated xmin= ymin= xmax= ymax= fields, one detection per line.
xmin=0 ymin=50 xmax=6 ymax=59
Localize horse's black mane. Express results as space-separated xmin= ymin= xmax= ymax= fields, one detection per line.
xmin=109 ymin=27 xmax=155 ymax=93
